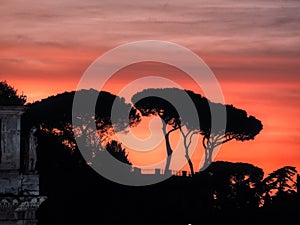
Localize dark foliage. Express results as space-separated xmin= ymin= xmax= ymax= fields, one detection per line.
xmin=0 ymin=80 xmax=27 ymax=105
xmin=36 ymin=161 xmax=300 ymax=225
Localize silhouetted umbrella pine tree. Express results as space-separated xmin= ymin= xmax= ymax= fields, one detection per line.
xmin=187 ymin=91 xmax=263 ymax=171
xmin=132 ymin=88 xmax=262 ymax=175
xmin=200 ymin=104 xmax=263 ymax=171
xmin=132 ymin=88 xmax=182 ymax=174
xmin=23 ymin=89 xmax=140 ymax=169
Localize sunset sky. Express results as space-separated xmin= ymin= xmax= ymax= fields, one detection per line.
xmin=1 ymin=0 xmax=300 ymax=176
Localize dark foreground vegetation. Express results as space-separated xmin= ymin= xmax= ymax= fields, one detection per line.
xmin=36 ymin=160 xmax=300 ymax=225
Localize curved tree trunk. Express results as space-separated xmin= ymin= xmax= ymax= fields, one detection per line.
xmin=180 ymin=129 xmax=195 ymax=176
xmin=200 ymin=136 xmax=213 ymax=171
xmin=200 ymin=150 xmax=211 ymax=171
xmin=200 ymin=134 xmax=235 ymax=172
xmin=185 ymin=153 xmax=194 ymax=176
xmin=162 ymin=122 xmax=172 ymax=175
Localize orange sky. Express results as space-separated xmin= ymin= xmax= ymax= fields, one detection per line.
xmin=1 ymin=0 xmax=300 ymax=176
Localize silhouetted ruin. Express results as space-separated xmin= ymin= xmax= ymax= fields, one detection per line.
xmin=0 ymin=106 xmax=45 ymax=225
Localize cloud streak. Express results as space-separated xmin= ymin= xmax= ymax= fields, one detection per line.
xmin=1 ymin=0 xmax=300 ymax=51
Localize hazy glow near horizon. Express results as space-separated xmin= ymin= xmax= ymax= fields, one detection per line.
xmin=1 ymin=0 xmax=300 ymax=175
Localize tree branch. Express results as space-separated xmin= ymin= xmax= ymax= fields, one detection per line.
xmin=167 ymin=125 xmax=181 ymax=135
xmin=214 ymin=136 xmax=235 ymax=147
xmin=214 ymin=134 xmax=225 ymax=142
xmin=187 ymin=130 xmax=198 ymax=149
xmin=202 ymin=136 xmax=208 ymax=149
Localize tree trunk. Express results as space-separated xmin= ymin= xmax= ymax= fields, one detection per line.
xmin=181 ymin=129 xmax=195 ymax=176
xmin=185 ymin=153 xmax=194 ymax=176
xmin=162 ymin=121 xmax=172 ymax=175
xmin=200 ymin=139 xmax=213 ymax=171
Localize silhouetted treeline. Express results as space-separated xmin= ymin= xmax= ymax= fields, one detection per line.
xmin=22 ymin=88 xmax=262 ymax=177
